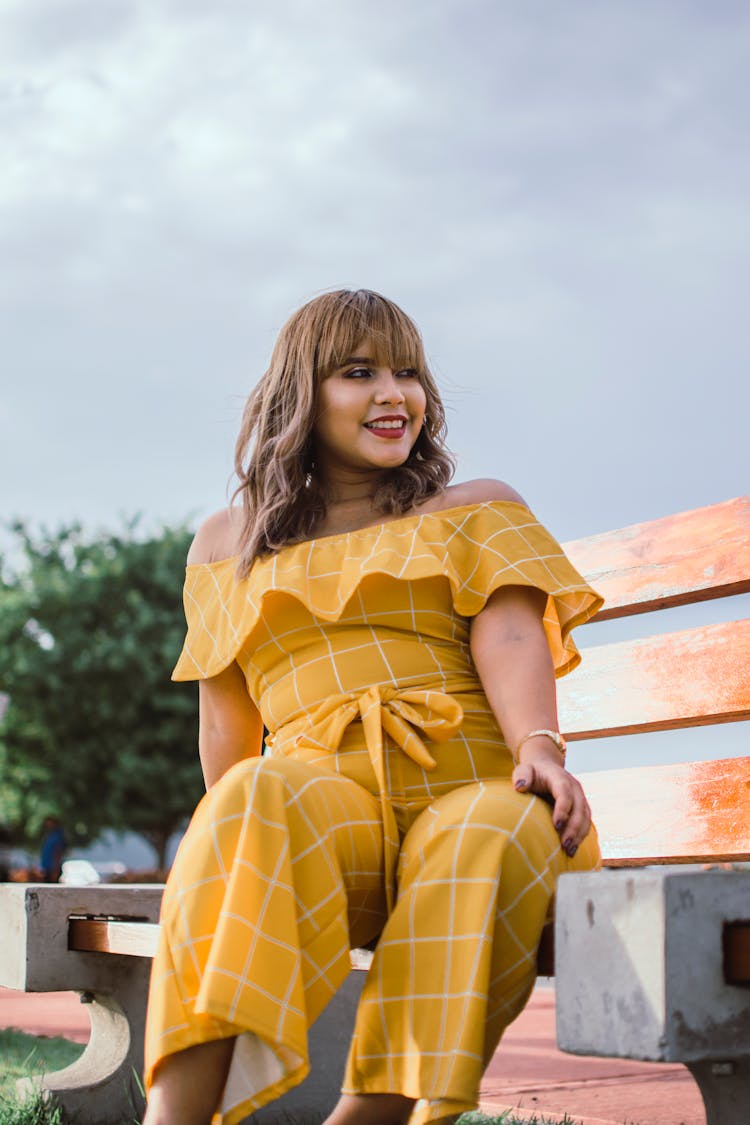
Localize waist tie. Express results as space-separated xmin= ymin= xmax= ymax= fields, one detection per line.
xmin=271 ymin=686 xmax=464 ymax=913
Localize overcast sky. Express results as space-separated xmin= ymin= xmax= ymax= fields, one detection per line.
xmin=3 ymin=0 xmax=747 ymax=540
xmin=2 ymin=0 xmax=748 ymax=779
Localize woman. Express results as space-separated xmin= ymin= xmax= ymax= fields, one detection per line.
xmin=144 ymin=289 xmax=602 ymax=1125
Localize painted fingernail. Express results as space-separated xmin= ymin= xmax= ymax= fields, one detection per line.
xmin=514 ymin=778 xmax=527 ymax=790
xmin=564 ymin=840 xmax=577 ymax=857
xmin=554 ymin=819 xmax=565 ymax=832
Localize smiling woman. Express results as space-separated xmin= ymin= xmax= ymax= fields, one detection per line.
xmin=142 ymin=289 xmax=603 ymax=1125
xmin=229 ymin=289 xmax=455 ymax=570
xmin=313 ymin=352 xmax=427 ymax=490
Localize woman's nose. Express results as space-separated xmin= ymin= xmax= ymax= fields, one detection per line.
xmin=374 ymin=370 xmax=405 ymax=403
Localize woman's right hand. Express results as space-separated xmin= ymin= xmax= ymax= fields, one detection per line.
xmin=512 ymin=755 xmax=592 ymax=857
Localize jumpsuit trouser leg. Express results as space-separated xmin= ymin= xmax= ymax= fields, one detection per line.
xmin=145 ymin=755 xmax=387 ymax=1120
xmin=343 ymin=778 xmax=601 ymax=1124
xmin=146 ymin=760 xmax=600 ymax=1125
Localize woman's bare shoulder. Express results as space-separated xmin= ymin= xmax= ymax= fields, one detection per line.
xmin=187 ymin=508 xmax=243 ymax=565
xmin=437 ymin=478 xmax=528 ymax=509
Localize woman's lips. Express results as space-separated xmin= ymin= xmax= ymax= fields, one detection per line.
xmin=364 ymin=416 xmax=408 ymax=439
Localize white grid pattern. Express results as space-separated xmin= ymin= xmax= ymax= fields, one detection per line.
xmin=146 ymin=501 xmax=602 ymax=1125
xmin=173 ymin=501 xmax=601 ymax=685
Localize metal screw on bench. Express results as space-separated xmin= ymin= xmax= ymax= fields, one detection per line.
xmin=80 ymin=990 xmax=95 ymax=1004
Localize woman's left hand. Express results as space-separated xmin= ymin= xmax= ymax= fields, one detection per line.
xmin=469 ymin=580 xmax=593 ymax=858
xmin=511 ymin=757 xmax=592 ymax=858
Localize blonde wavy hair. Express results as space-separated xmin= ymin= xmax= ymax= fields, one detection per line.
xmin=233 ymin=289 xmax=455 ymax=575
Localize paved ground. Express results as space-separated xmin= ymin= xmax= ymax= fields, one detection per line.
xmin=480 ymin=989 xmax=704 ymax=1125
xmin=0 ymin=985 xmax=704 ymax=1125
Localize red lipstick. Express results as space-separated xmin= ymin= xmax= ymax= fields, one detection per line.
xmin=363 ymin=415 xmax=408 ymax=439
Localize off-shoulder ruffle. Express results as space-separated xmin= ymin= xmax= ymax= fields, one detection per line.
xmin=172 ymin=501 xmax=603 ymax=682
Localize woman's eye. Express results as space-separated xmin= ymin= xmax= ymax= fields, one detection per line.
xmin=345 ymin=367 xmax=372 ymax=379
xmin=396 ymin=368 xmax=419 ymax=379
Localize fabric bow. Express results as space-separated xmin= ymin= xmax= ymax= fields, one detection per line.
xmin=274 ymin=685 xmax=464 ymax=912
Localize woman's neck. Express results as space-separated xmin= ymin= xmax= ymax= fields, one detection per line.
xmin=322 ymin=466 xmax=384 ymax=505
xmin=312 ymin=468 xmax=386 ymax=535
xmin=316 ymin=492 xmax=382 ymax=536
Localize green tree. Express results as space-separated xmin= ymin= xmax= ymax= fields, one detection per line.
xmin=0 ymin=520 xmax=203 ymax=868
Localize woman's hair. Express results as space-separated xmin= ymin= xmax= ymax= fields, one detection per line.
xmin=233 ymin=288 xmax=455 ymax=576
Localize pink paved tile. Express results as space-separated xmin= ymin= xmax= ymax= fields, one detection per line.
xmin=0 ymin=985 xmax=90 ymax=1044
xmin=1 ymin=985 xmax=706 ymax=1124
xmin=481 ymin=989 xmax=705 ymax=1125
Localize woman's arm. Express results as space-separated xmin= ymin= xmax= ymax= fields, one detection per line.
xmin=469 ymin=583 xmax=591 ymax=856
xmin=198 ymin=661 xmax=264 ymax=788
xmin=184 ymin=508 xmax=263 ymax=787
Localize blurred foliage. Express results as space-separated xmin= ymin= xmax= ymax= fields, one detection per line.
xmin=0 ymin=519 xmax=203 ymax=867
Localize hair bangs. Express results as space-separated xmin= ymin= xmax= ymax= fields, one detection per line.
xmin=316 ymin=290 xmax=427 ymax=381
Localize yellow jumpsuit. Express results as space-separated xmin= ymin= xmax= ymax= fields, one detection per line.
xmin=145 ymin=500 xmax=602 ymax=1124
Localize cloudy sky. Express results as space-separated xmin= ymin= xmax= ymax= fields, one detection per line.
xmin=1 ymin=1 xmax=747 ymax=768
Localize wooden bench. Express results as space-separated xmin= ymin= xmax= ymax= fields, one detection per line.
xmin=1 ymin=495 xmax=748 ymax=1125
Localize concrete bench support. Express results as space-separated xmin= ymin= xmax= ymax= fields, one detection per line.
xmin=1 ymin=882 xmax=371 ymax=1124
xmin=1 ymin=883 xmax=164 ymax=1125
xmin=555 ymin=867 xmax=750 ymax=1125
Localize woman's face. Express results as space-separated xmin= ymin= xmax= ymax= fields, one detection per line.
xmin=313 ymin=339 xmax=427 ymax=479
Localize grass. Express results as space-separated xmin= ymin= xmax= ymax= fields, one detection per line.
xmin=0 ymin=1031 xmax=641 ymax=1125
xmin=0 ymin=1030 xmax=147 ymax=1125
xmin=466 ymin=1111 xmax=640 ymax=1124
xmin=461 ymin=1117 xmax=637 ymax=1125
xmin=0 ymin=1029 xmax=83 ymax=1123
xmin=459 ymin=1115 xmax=599 ymax=1124
xmin=0 ymin=1092 xmax=64 ymax=1125
xmin=0 ymin=1030 xmax=83 ymax=1098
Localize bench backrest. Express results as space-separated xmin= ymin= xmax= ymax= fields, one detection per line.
xmin=558 ymin=495 xmax=750 ymax=866
xmin=64 ymin=496 xmax=750 ymax=978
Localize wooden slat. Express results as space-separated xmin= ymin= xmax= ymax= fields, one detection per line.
xmin=68 ymin=917 xmax=374 ymax=971
xmin=65 ymin=497 xmax=750 ymax=996
xmin=70 ymin=769 xmax=750 ymax=949
xmin=558 ymin=619 xmax=750 ymax=738
xmin=563 ymin=496 xmax=750 ymax=621
xmin=69 ymin=917 xmax=159 ymax=958
xmin=68 ymin=914 xmax=750 ymax=985
xmin=580 ymin=757 xmax=750 ymax=866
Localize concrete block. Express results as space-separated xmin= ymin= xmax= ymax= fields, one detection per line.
xmin=555 ymin=867 xmax=750 ymax=1063
xmin=16 ymin=972 xmax=152 ymax=1125
xmin=0 ymin=883 xmax=164 ymax=1125
xmin=0 ymin=884 xmax=367 ymax=1124
xmin=0 ymin=883 xmax=163 ymax=991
